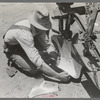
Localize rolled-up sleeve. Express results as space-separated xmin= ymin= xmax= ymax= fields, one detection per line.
xmin=12 ymin=29 xmax=44 ymax=67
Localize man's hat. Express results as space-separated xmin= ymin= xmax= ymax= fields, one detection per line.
xmin=28 ymin=6 xmax=52 ymax=30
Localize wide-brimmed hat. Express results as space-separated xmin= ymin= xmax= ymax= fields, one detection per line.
xmin=28 ymin=6 xmax=52 ymax=30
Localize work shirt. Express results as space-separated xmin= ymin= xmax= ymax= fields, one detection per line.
xmin=4 ymin=19 xmax=55 ymax=67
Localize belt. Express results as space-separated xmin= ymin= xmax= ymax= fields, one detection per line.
xmin=9 ymin=25 xmax=31 ymax=32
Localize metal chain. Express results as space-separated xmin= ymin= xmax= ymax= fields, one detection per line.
xmin=84 ymin=3 xmax=96 ymax=40
xmin=85 ymin=3 xmax=94 ymax=28
xmin=85 ymin=2 xmax=100 ymax=28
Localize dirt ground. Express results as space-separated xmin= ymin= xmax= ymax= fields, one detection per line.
xmin=0 ymin=3 xmax=100 ymax=98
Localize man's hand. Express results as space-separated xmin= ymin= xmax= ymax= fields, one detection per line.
xmin=40 ymin=61 xmax=70 ymax=82
xmin=48 ymin=57 xmax=57 ymax=66
xmin=49 ymin=51 xmax=59 ymax=60
xmin=57 ymin=72 xmax=71 ymax=82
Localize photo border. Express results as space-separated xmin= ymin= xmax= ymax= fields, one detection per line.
xmin=0 ymin=0 xmax=100 ymax=100
xmin=0 ymin=0 xmax=100 ymax=2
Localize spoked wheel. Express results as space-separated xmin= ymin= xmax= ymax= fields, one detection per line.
xmin=74 ymin=37 xmax=100 ymax=91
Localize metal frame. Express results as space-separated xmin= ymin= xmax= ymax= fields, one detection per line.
xmin=52 ymin=6 xmax=100 ymax=90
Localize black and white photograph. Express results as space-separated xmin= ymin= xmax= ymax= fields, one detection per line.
xmin=0 ymin=2 xmax=100 ymax=98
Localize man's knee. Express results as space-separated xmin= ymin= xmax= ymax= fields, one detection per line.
xmin=51 ymin=35 xmax=64 ymax=44
xmin=10 ymin=54 xmax=37 ymax=73
xmin=51 ymin=35 xmax=58 ymax=42
xmin=51 ymin=35 xmax=64 ymax=53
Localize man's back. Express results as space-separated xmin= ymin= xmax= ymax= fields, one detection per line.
xmin=4 ymin=19 xmax=32 ymax=45
xmin=15 ymin=20 xmax=30 ymax=28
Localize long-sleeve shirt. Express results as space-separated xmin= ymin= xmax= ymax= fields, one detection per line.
xmin=4 ymin=19 xmax=55 ymax=67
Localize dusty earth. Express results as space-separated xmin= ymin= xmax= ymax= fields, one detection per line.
xmin=0 ymin=3 xmax=100 ymax=98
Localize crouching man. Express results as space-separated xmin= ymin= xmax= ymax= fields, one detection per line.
xmin=3 ymin=6 xmax=70 ymax=82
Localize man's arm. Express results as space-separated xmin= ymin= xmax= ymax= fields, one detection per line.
xmin=40 ymin=62 xmax=70 ymax=82
xmin=13 ymin=29 xmax=69 ymax=81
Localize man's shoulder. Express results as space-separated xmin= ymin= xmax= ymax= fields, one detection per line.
xmin=14 ymin=19 xmax=30 ymax=28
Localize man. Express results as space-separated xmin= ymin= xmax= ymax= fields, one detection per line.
xmin=3 ymin=6 xmax=70 ymax=82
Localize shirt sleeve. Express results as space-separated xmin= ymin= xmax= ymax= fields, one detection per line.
xmin=12 ymin=29 xmax=44 ymax=67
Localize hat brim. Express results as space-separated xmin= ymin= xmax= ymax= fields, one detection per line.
xmin=28 ymin=14 xmax=51 ymax=31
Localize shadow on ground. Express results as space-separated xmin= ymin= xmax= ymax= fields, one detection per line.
xmin=81 ymin=72 xmax=100 ymax=98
